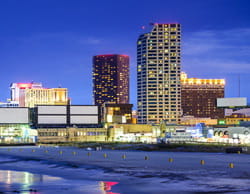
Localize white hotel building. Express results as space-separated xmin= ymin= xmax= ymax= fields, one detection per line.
xmin=137 ymin=23 xmax=181 ymax=124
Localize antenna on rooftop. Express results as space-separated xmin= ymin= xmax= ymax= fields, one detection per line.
xmin=238 ymin=74 xmax=241 ymax=97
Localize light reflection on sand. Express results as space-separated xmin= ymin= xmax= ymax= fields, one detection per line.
xmin=0 ymin=170 xmax=60 ymax=192
xmin=99 ymin=181 xmax=120 ymax=194
xmin=0 ymin=170 xmax=62 ymax=184
xmin=0 ymin=170 xmax=118 ymax=194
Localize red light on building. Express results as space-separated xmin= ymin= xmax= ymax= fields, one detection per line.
xmin=96 ymin=54 xmax=128 ymax=57
xmin=17 ymin=83 xmax=32 ymax=89
xmin=97 ymin=54 xmax=115 ymax=57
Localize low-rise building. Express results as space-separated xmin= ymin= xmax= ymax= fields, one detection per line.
xmin=37 ymin=127 xmax=107 ymax=143
xmin=0 ymin=101 xmax=19 ymax=107
xmin=33 ymin=105 xmax=100 ymax=128
xmin=108 ymin=124 xmax=160 ymax=143
xmin=0 ymin=107 xmax=37 ymax=143
xmin=213 ymin=126 xmax=250 ymax=144
xmin=225 ymin=113 xmax=250 ymax=125
xmin=101 ymin=103 xmax=133 ymax=124
xmin=180 ymin=116 xmax=218 ymax=126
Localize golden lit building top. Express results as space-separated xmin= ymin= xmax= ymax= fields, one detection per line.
xmin=181 ymin=72 xmax=225 ymax=119
xmin=25 ymin=88 xmax=68 ymax=107
xmin=181 ymin=72 xmax=225 ymax=85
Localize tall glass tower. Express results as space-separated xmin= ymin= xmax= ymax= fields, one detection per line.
xmin=137 ymin=23 xmax=181 ymax=124
xmin=93 ymin=54 xmax=129 ymax=106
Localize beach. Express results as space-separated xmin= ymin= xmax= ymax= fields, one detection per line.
xmin=0 ymin=146 xmax=249 ymax=193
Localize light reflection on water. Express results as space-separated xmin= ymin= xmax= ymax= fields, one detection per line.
xmin=0 ymin=170 xmax=120 ymax=194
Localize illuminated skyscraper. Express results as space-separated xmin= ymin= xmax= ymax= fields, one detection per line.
xmin=137 ymin=23 xmax=181 ymax=124
xmin=10 ymin=83 xmax=68 ymax=107
xmin=93 ymin=54 xmax=129 ymax=106
xmin=181 ymin=72 xmax=225 ymax=118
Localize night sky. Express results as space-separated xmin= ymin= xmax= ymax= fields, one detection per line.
xmin=0 ymin=0 xmax=250 ymax=108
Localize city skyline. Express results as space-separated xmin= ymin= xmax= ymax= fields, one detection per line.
xmin=0 ymin=1 xmax=250 ymax=193
xmin=0 ymin=0 xmax=250 ymax=108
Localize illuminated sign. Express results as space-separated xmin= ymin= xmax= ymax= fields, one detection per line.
xmin=218 ymin=120 xmax=226 ymax=125
xmin=18 ymin=83 xmax=32 ymax=89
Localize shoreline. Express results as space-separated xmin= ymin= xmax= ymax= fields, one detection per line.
xmin=1 ymin=142 xmax=249 ymax=154
xmin=0 ymin=143 xmax=36 ymax=146
xmin=38 ymin=142 xmax=250 ymax=154
xmin=0 ymin=146 xmax=249 ymax=193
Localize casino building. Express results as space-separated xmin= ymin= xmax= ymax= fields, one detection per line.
xmin=10 ymin=82 xmax=68 ymax=107
xmin=93 ymin=54 xmax=129 ymax=106
xmin=181 ymin=72 xmax=225 ymax=119
xmin=137 ymin=23 xmax=181 ymax=124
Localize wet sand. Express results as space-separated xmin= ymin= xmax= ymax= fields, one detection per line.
xmin=0 ymin=146 xmax=249 ymax=193
xmin=0 ymin=169 xmax=118 ymax=194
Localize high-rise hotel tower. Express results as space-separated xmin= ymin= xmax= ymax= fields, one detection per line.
xmin=10 ymin=83 xmax=68 ymax=107
xmin=93 ymin=54 xmax=129 ymax=106
xmin=181 ymin=72 xmax=225 ymax=119
xmin=137 ymin=23 xmax=181 ymax=124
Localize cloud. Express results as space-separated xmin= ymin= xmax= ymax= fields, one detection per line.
xmin=85 ymin=37 xmax=101 ymax=45
xmin=14 ymin=32 xmax=102 ymax=46
xmin=182 ymin=28 xmax=250 ymax=75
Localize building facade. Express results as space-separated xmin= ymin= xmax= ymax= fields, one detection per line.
xmin=181 ymin=72 xmax=225 ymax=119
xmin=11 ymin=83 xmax=42 ymax=106
xmin=180 ymin=115 xmax=218 ymax=126
xmin=101 ymin=103 xmax=133 ymax=124
xmin=25 ymin=88 xmax=68 ymax=108
xmin=10 ymin=83 xmax=68 ymax=107
xmin=37 ymin=127 xmax=107 ymax=143
xmin=137 ymin=23 xmax=181 ymax=124
xmin=0 ymin=107 xmax=37 ymax=143
xmin=93 ymin=54 xmax=129 ymax=106
xmin=0 ymin=101 xmax=19 ymax=107
xmin=224 ymin=113 xmax=250 ymax=125
xmin=33 ymin=105 xmax=100 ymax=128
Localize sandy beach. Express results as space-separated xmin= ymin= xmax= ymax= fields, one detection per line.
xmin=0 ymin=146 xmax=249 ymax=193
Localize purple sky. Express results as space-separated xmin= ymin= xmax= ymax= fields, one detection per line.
xmin=0 ymin=0 xmax=250 ymax=108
